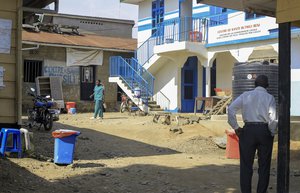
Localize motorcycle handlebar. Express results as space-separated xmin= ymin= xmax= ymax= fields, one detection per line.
xmin=28 ymin=93 xmax=50 ymax=102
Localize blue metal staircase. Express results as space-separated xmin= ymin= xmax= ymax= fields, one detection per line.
xmin=109 ymin=56 xmax=155 ymax=112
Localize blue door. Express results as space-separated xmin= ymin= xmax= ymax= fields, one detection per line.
xmin=181 ymin=56 xmax=198 ymax=112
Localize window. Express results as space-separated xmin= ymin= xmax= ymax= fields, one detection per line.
xmin=152 ymin=0 xmax=164 ymax=35
xmin=24 ymin=60 xmax=43 ymax=82
xmin=209 ymin=6 xmax=228 ymax=27
xmin=245 ymin=12 xmax=264 ymax=20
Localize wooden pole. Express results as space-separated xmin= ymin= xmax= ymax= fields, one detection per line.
xmin=277 ymin=22 xmax=291 ymax=193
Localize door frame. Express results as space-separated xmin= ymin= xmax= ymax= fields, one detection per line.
xmin=80 ymin=65 xmax=96 ymax=101
xmin=181 ymin=56 xmax=198 ymax=112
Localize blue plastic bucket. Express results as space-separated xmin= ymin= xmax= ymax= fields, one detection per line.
xmin=69 ymin=108 xmax=76 ymax=114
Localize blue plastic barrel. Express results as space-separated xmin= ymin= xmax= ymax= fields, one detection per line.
xmin=52 ymin=129 xmax=81 ymax=165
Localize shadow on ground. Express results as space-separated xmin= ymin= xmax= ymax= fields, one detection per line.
xmin=0 ymin=158 xmax=242 ymax=193
xmin=28 ymin=121 xmax=179 ymax=160
xmin=2 ymin=118 xmax=299 ymax=193
xmin=2 ymin=156 xmax=300 ymax=193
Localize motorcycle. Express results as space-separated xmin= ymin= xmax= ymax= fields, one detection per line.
xmin=27 ymin=88 xmax=60 ymax=131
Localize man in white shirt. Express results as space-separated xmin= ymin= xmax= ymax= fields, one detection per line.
xmin=228 ymin=75 xmax=277 ymax=193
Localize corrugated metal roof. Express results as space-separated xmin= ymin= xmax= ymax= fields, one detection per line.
xmin=22 ymin=30 xmax=137 ymax=52
xmin=44 ymin=13 xmax=135 ymax=25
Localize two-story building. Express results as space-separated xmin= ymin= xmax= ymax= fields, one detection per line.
xmin=112 ymin=0 xmax=300 ymax=115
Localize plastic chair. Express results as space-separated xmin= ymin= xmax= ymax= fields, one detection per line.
xmin=0 ymin=128 xmax=22 ymax=158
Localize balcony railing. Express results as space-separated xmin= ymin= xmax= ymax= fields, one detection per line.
xmin=110 ymin=56 xmax=154 ymax=98
xmin=156 ymin=17 xmax=208 ymax=45
xmin=136 ymin=17 xmax=209 ymax=66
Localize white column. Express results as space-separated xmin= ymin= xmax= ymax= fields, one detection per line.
xmin=205 ymin=66 xmax=211 ymax=97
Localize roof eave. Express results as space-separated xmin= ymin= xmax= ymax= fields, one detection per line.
xmin=121 ymin=0 xmax=144 ymax=5
xmin=197 ymin=0 xmax=276 ymax=17
xmin=22 ymin=41 xmax=135 ymax=53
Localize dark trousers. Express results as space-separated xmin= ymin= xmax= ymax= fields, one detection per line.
xmin=239 ymin=123 xmax=274 ymax=193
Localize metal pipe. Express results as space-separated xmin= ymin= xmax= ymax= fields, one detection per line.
xmin=22 ymin=41 xmax=134 ymax=53
xmin=22 ymin=44 xmax=40 ymax=51
xmin=16 ymin=0 xmax=23 ymax=127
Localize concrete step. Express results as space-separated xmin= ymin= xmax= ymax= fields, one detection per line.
xmin=148 ymin=104 xmax=160 ymax=108
xmin=150 ymin=107 xmax=164 ymax=111
xmin=148 ymin=101 xmax=157 ymax=105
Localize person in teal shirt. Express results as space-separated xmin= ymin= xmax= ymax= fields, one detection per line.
xmin=90 ymin=80 xmax=105 ymax=120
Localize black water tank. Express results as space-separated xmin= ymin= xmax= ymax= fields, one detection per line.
xmin=232 ymin=61 xmax=278 ymax=103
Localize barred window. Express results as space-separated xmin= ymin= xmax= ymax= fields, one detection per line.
xmin=24 ymin=60 xmax=43 ymax=82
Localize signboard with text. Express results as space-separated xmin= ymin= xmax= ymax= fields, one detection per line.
xmin=208 ymin=14 xmax=278 ymax=45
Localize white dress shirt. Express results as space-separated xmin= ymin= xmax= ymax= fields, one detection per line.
xmin=228 ymin=86 xmax=277 ymax=136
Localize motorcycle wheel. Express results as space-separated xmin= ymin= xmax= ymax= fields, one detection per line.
xmin=120 ymin=102 xmax=126 ymax=113
xmin=27 ymin=109 xmax=35 ymax=128
xmin=43 ymin=112 xmax=53 ymax=131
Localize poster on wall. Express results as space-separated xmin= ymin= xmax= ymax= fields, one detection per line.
xmin=0 ymin=66 xmax=5 ymax=88
xmin=0 ymin=19 xmax=12 ymax=54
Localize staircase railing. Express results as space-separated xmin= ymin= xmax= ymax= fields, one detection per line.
xmin=110 ymin=56 xmax=150 ymax=100
xmin=135 ymin=31 xmax=158 ymax=67
xmin=131 ymin=57 xmax=154 ymax=96
xmin=154 ymin=91 xmax=170 ymax=110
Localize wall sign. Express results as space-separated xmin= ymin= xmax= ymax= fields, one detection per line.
xmin=0 ymin=19 xmax=12 ymax=54
xmin=207 ymin=15 xmax=277 ymax=45
xmin=44 ymin=66 xmax=80 ymax=85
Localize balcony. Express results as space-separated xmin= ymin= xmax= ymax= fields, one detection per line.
xmin=136 ymin=17 xmax=209 ymax=71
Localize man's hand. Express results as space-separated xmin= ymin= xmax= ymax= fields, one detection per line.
xmin=235 ymin=127 xmax=243 ymax=137
xmin=89 ymin=94 xmax=93 ymax=99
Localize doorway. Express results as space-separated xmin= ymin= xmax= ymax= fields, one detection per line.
xmin=210 ymin=59 xmax=217 ymax=96
xmin=181 ymin=56 xmax=198 ymax=112
xmin=80 ymin=66 xmax=95 ymax=101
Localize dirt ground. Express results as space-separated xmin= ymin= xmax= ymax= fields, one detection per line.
xmin=0 ymin=112 xmax=300 ymax=193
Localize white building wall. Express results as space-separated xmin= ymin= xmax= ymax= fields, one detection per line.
xmin=291 ymin=37 xmax=300 ymax=116
xmin=180 ymin=0 xmax=192 ymax=17
xmin=137 ymin=0 xmax=152 ymax=46
xmin=165 ymin=0 xmax=179 ymax=19
xmin=216 ymin=52 xmax=237 ymax=90
xmin=154 ymin=62 xmax=179 ymax=111
xmin=137 ymin=0 xmax=179 ymax=45
xmin=197 ymin=62 xmax=203 ymax=97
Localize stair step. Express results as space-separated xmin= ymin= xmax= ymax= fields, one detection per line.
xmin=148 ymin=101 xmax=157 ymax=105
xmin=148 ymin=104 xmax=160 ymax=108
xmin=150 ymin=107 xmax=164 ymax=111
